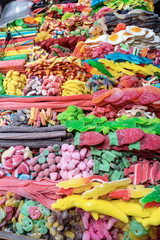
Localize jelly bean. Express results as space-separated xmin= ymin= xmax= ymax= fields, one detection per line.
xmin=0 ymin=208 xmax=6 ymax=223
xmin=38 ymin=204 xmax=50 ymax=217
xmin=28 ymin=206 xmax=41 ymax=220
xmin=31 ymin=224 xmax=42 ymax=238
xmin=37 ymin=219 xmax=48 ymax=234
xmin=22 ymin=216 xmax=33 ymax=232
xmin=130 ymin=220 xmax=148 ymax=236
xmin=16 ymin=222 xmax=24 ymax=234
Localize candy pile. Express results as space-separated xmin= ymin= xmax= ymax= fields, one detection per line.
xmin=103 ymin=9 xmax=160 ymax=34
xmin=23 ymin=75 xmax=63 ymax=96
xmin=0 ymin=0 xmax=160 ymax=239
xmin=28 ymin=144 xmax=93 ymax=181
xmin=47 ymin=209 xmax=84 ymax=239
xmin=3 ymin=70 xmax=27 ymax=96
xmin=25 ymin=56 xmax=87 ymax=81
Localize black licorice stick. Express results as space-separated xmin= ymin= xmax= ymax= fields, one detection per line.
xmin=0 ymin=131 xmax=66 ymax=140
xmin=0 ymin=138 xmax=73 ymax=148
xmin=0 ymin=125 xmax=66 ymax=133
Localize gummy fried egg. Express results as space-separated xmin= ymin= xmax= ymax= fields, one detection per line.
xmin=126 ymin=26 xmax=146 ymax=36
xmin=107 ymin=30 xmax=126 ymax=45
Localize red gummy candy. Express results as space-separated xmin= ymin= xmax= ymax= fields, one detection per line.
xmin=116 ymin=128 xmax=145 ymax=146
xmin=109 ymin=189 xmax=130 ymax=201
xmin=17 ymin=162 xmax=29 ymax=174
xmin=76 ymin=132 xmax=105 ymax=147
xmin=140 ymin=134 xmax=160 ymax=151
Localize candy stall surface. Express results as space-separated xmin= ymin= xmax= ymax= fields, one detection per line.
xmin=0 ymin=0 xmax=160 ymax=239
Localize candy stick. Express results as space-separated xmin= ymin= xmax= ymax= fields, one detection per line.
xmin=34 ymin=108 xmax=39 ymax=122
xmin=46 ymin=108 xmax=52 ymax=119
xmin=0 ymin=131 xmax=66 ymax=140
xmin=37 ymin=114 xmax=41 ymax=127
xmin=39 ymin=112 xmax=46 ymax=126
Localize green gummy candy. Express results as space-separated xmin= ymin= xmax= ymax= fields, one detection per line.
xmin=124 ymin=230 xmax=131 ymax=240
xmin=110 ymin=170 xmax=122 ymax=181
xmin=16 ymin=222 xmax=24 ymax=234
xmin=21 ymin=200 xmax=35 ymax=217
xmin=0 ymin=209 xmax=6 ymax=223
xmin=22 ymin=216 xmax=33 ymax=232
xmin=102 ymin=151 xmax=116 ymax=162
xmin=38 ymin=156 xmax=46 ymax=164
xmin=43 ymin=149 xmax=49 ymax=156
xmin=91 ymin=149 xmax=102 ymax=156
xmin=130 ymin=220 xmax=148 ymax=236
xmin=131 ymin=155 xmax=138 ymax=163
xmin=37 ymin=219 xmax=48 ymax=234
xmin=53 ymin=144 xmax=60 ymax=152
xmin=38 ymin=204 xmax=50 ymax=217
xmin=93 ymin=160 xmax=100 ymax=174
xmin=108 ymin=132 xmax=119 ymax=146
xmin=122 ymin=156 xmax=130 ymax=168
xmin=101 ymin=161 xmax=110 ymax=172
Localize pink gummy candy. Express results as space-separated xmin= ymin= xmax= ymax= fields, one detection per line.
xmin=55 ymin=156 xmax=61 ymax=164
xmin=68 ymin=145 xmax=75 ymax=152
xmin=50 ymin=172 xmax=58 ymax=181
xmin=44 ymin=169 xmax=50 ymax=177
xmin=80 ymin=148 xmax=88 ymax=159
xmin=68 ymin=161 xmax=76 ymax=170
xmin=61 ymin=144 xmax=69 ymax=151
xmin=49 ymin=165 xmax=57 ymax=172
xmin=72 ymin=152 xmax=81 ymax=160
xmin=34 ymin=164 xmax=41 ymax=173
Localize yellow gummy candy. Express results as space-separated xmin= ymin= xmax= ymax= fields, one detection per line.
xmin=57 ymin=177 xmax=86 ymax=189
xmin=111 ymin=200 xmax=150 ymax=218
xmin=52 ymin=195 xmax=128 ymax=223
xmin=82 ymin=178 xmax=131 ymax=199
xmin=127 ymin=185 xmax=154 ymax=198
xmin=141 ymin=207 xmax=160 ymax=229
xmin=18 ymin=213 xmax=24 ymax=225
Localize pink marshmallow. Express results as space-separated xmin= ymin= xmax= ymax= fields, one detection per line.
xmin=68 ymin=161 xmax=76 ymax=170
xmin=72 ymin=152 xmax=81 ymax=160
xmin=82 ymin=171 xmax=90 ymax=178
xmin=61 ymin=144 xmax=69 ymax=151
xmin=44 ymin=168 xmax=50 ymax=177
xmin=57 ymin=162 xmax=62 ymax=169
xmin=72 ymin=159 xmax=80 ymax=166
xmin=89 ymin=170 xmax=93 ymax=175
xmin=68 ymin=171 xmax=73 ymax=180
xmin=84 ymin=158 xmax=89 ymax=164
xmin=49 ymin=164 xmax=57 ymax=172
xmin=60 ymin=170 xmax=68 ymax=180
xmin=55 ymin=156 xmax=61 ymax=164
xmin=62 ymin=152 xmax=72 ymax=161
xmin=87 ymin=159 xmax=94 ymax=168
xmin=74 ymin=173 xmax=82 ymax=179
xmin=68 ymin=145 xmax=75 ymax=152
xmin=78 ymin=162 xmax=86 ymax=171
xmin=41 ymin=163 xmax=49 ymax=170
xmin=86 ymin=149 xmax=91 ymax=158
xmin=50 ymin=172 xmax=58 ymax=181
xmin=71 ymin=168 xmax=80 ymax=176
xmin=61 ymin=164 xmax=68 ymax=171
xmin=34 ymin=164 xmax=41 ymax=173
xmin=80 ymin=148 xmax=88 ymax=159
xmin=60 ymin=156 xmax=69 ymax=164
